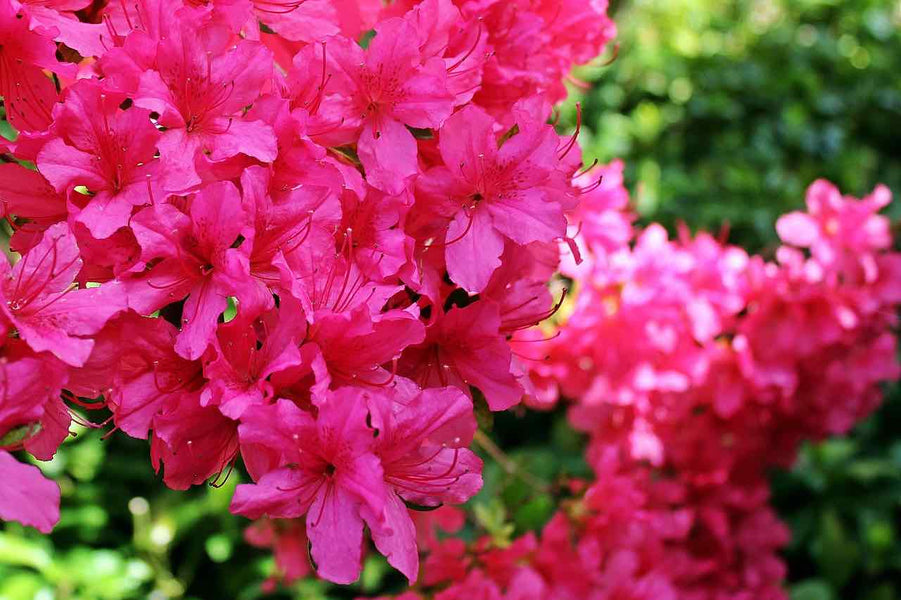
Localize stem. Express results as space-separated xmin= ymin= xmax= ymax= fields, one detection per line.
xmin=472 ymin=430 xmax=550 ymax=493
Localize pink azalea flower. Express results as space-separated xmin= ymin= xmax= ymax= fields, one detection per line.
xmin=417 ymin=105 xmax=569 ymax=292
xmin=435 ymin=570 xmax=503 ymax=600
xmin=398 ymin=0 xmax=489 ymax=106
xmin=0 ymin=163 xmax=67 ymax=253
xmin=0 ymin=222 xmax=126 ymax=366
xmin=568 ymin=159 xmax=634 ymax=258
xmin=777 ymin=180 xmax=893 ymax=282
xmin=244 ymin=518 xmax=311 ymax=589
xmin=201 ymin=302 xmax=306 ymax=419
xmin=423 ymin=537 xmax=470 ymax=587
xmin=37 ymin=81 xmax=161 ymax=239
xmin=471 ymin=0 xmax=614 ymax=116
xmin=399 ymin=302 xmax=523 ymax=411
xmin=231 ymin=390 xmax=387 ymax=584
xmin=238 ymin=164 xmax=341 ymax=305
xmin=339 ymin=185 xmax=413 ymax=281
xmin=134 ymin=18 xmax=276 ymax=191
xmin=366 ymin=386 xmax=482 ymax=581
xmin=299 ymin=305 xmax=425 ymax=400
xmin=123 ymin=181 xmax=258 ymax=360
xmin=250 ymin=0 xmax=339 ymax=43
xmin=150 ymin=392 xmax=238 ymax=490
xmin=68 ymin=311 xmax=203 ymax=439
xmin=15 ymin=0 xmax=105 ymax=57
xmin=276 ymin=250 xmax=400 ymax=324
xmin=0 ymin=0 xmax=75 ymax=132
xmin=324 ymin=17 xmax=454 ymax=193
xmin=0 ymin=340 xmax=68 ymax=451
xmin=69 ymin=222 xmax=142 ymax=284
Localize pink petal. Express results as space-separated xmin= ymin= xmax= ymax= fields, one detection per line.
xmin=205 ymin=118 xmax=278 ymax=163
xmin=486 ymin=190 xmax=566 ymax=246
xmin=394 ymin=59 xmax=453 ymax=129
xmin=255 ymin=0 xmax=339 ymax=42
xmin=437 ymin=106 xmax=497 ymax=180
xmin=236 ymin=399 xmax=317 ymax=467
xmin=393 ymin=387 xmax=477 ymax=450
xmin=14 ymin=318 xmax=94 ymax=367
xmin=9 ymin=222 xmax=81 ymax=296
xmin=74 ymin=190 xmax=138 ymax=240
xmin=23 ymin=395 xmax=71 ymax=461
xmin=231 ymin=467 xmax=322 ymax=520
xmin=190 ymin=181 xmax=246 ymax=253
xmin=775 ymin=211 xmax=820 ymax=247
xmin=0 ymin=450 xmax=60 ymax=533
xmin=110 ymin=371 xmax=169 ymax=439
xmin=175 ymin=278 xmax=228 ymax=360
xmin=445 ymin=208 xmax=503 ymax=293
xmin=306 ymin=483 xmax=366 ymax=584
xmin=156 ymin=128 xmax=203 ymax=193
xmin=368 ymin=492 xmax=419 ymax=582
xmin=37 ymin=138 xmax=106 ymax=193
xmin=26 ymin=5 xmax=105 ymax=57
xmin=357 ymin=118 xmax=418 ymax=195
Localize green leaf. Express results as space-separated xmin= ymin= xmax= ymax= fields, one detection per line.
xmin=813 ymin=510 xmax=859 ymax=588
xmin=791 ymin=579 xmax=835 ymax=600
xmin=513 ymin=494 xmax=554 ymax=533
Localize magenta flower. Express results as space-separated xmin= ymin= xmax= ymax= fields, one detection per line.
xmin=134 ymin=19 xmax=276 ymax=191
xmin=0 ymin=341 xmax=68 ymax=532
xmin=123 ymin=181 xmax=259 ymax=360
xmin=0 ymin=222 xmax=126 ymax=366
xmin=15 ymin=0 xmax=105 ymax=57
xmin=37 ymin=81 xmax=161 ymax=239
xmin=231 ymin=390 xmax=387 ymax=583
xmin=244 ymin=518 xmax=312 ymax=590
xmin=367 ymin=386 xmax=482 ymax=582
xmin=399 ymin=302 xmax=522 ymax=411
xmin=777 ymin=180 xmax=894 ymax=283
xmin=69 ymin=311 xmax=203 ymax=439
xmin=201 ymin=303 xmax=306 ymax=419
xmin=417 ymin=104 xmax=569 ymax=292
xmin=0 ymin=351 xmax=49 ymax=436
xmin=325 ymin=17 xmax=454 ymax=193
xmin=239 ymin=165 xmax=341 ymax=304
xmin=150 ymin=392 xmax=239 ymax=490
xmin=0 ymin=0 xmax=75 ymax=133
xmin=0 ymin=163 xmax=67 ymax=254
xmin=250 ymin=0 xmax=340 ymax=43
xmin=300 ymin=305 xmax=425 ymax=399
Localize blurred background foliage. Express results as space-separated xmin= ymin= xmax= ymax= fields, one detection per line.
xmin=2 ymin=0 xmax=900 ymax=598
xmin=575 ymin=0 xmax=901 ymax=251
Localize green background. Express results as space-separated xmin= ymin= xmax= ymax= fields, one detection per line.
xmin=2 ymin=0 xmax=900 ymax=598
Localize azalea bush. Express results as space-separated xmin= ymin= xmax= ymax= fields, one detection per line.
xmin=0 ymin=1 xmax=899 ymax=599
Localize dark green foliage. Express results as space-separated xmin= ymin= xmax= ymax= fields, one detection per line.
xmin=577 ymin=0 xmax=901 ymax=251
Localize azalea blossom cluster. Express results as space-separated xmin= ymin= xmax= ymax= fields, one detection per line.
xmin=235 ymin=173 xmax=900 ymax=599
xmin=0 ymin=0 xmax=616 ymax=585
xmin=409 ymin=172 xmax=898 ymax=600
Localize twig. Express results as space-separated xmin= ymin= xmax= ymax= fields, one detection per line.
xmin=473 ymin=430 xmax=550 ymax=493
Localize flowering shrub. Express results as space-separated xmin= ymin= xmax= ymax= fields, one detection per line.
xmin=340 ymin=171 xmax=899 ymax=600
xmin=0 ymin=0 xmax=613 ymax=585
xmin=513 ymin=174 xmax=899 ymax=600
xmin=1 ymin=1 xmax=898 ymax=598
